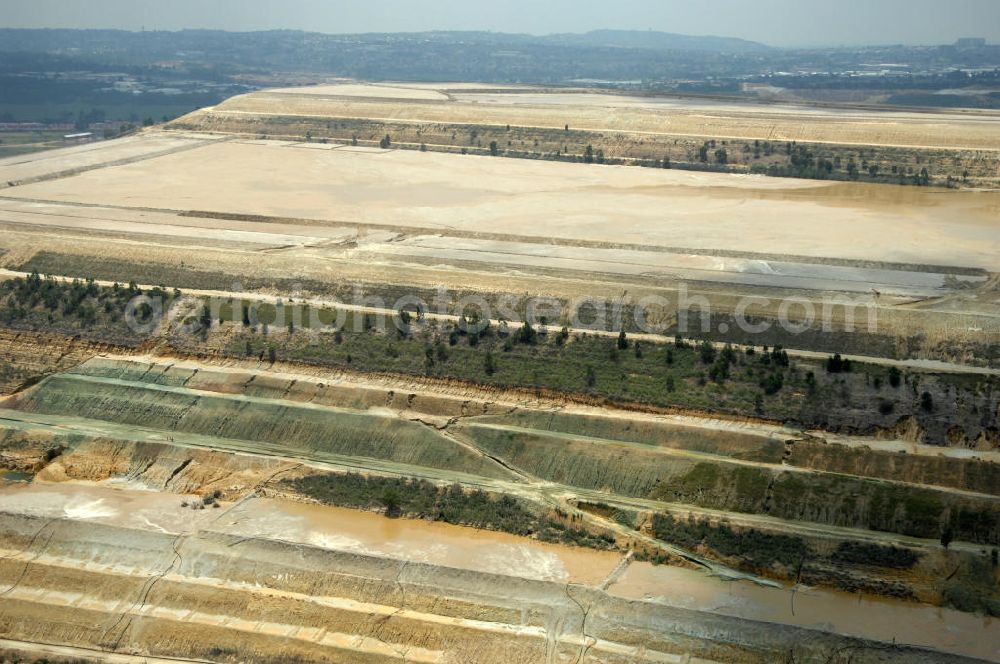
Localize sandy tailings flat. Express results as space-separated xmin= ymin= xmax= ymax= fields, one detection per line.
xmin=0 ymin=132 xmax=224 ymax=185
xmin=220 ymin=83 xmax=1000 ymax=150
xmin=4 ymin=137 xmax=999 ymax=271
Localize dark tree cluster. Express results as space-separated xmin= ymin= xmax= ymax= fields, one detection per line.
xmin=825 ymin=353 xmax=853 ymax=373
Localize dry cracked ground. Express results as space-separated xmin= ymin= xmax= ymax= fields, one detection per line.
xmin=0 ymin=82 xmax=998 ymax=663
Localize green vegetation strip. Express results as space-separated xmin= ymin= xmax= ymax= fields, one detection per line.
xmin=220 ymin=321 xmax=995 ymax=451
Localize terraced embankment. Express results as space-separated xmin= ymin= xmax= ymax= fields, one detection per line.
xmin=169 ymin=83 xmax=1000 ymax=185
xmin=463 ymin=417 xmax=1000 ymax=544
xmin=0 ymin=354 xmax=996 ymax=663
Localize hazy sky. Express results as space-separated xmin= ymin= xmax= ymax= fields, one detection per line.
xmin=3 ymin=0 xmax=998 ymax=47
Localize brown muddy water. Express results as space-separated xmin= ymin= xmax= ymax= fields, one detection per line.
xmin=0 ymin=481 xmax=223 ymax=533
xmin=610 ymin=562 xmax=999 ymax=661
xmin=219 ymin=497 xmax=623 ymax=585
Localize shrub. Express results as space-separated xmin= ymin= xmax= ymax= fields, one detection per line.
xmin=760 ymin=371 xmax=784 ymax=395
xmin=888 ymin=366 xmax=902 ymax=388
xmin=617 ymin=329 xmax=628 ymax=350
xmin=831 ymin=541 xmax=920 ymax=569
xmin=698 ymin=340 xmax=716 ymax=364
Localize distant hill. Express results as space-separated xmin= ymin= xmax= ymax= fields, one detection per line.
xmin=0 ymin=28 xmax=785 ymax=94
xmin=0 ymin=28 xmax=771 ymax=55
xmin=541 ymin=29 xmax=772 ymax=53
xmin=363 ymin=29 xmax=771 ymax=53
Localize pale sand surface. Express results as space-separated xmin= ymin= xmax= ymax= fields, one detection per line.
xmin=265 ymin=81 xmax=1000 ymax=123
xmin=7 ymin=138 xmax=998 ymax=270
xmin=0 ymin=133 xmax=219 ymax=183
xmin=214 ymin=86 xmax=1000 ymax=150
xmin=267 ymin=82 xmax=526 ymax=97
xmin=265 ymin=83 xmax=450 ymax=101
